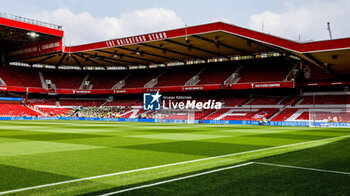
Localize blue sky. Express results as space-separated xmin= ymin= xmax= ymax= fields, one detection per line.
xmin=1 ymin=0 xmax=349 ymax=45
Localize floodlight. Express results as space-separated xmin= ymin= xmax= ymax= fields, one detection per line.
xmin=27 ymin=32 xmax=39 ymax=38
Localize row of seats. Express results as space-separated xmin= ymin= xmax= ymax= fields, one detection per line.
xmin=0 ymin=103 xmax=41 ymax=117
xmin=2 ymin=96 xmax=350 ymax=121
xmin=59 ymin=100 xmax=104 ymax=107
xmin=203 ymin=108 xmax=278 ymax=121
xmin=0 ymin=57 xmax=294 ymax=89
xmin=104 ymin=99 xmax=141 ymax=106
xmin=26 ymin=95 xmax=348 ymax=108
xmin=38 ymin=107 xmax=71 ymax=116
xmin=237 ymin=60 xmax=292 ymax=83
xmin=300 ymin=95 xmax=350 ymax=105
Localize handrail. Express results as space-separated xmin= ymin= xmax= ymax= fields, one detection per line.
xmin=0 ymin=12 xmax=62 ymax=30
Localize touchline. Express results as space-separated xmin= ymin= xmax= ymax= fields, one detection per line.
xmin=162 ymin=100 xmax=222 ymax=110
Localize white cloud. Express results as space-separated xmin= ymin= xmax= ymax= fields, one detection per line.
xmin=248 ymin=0 xmax=350 ymax=42
xmin=210 ymin=17 xmax=234 ymax=24
xmin=28 ymin=8 xmax=184 ymax=45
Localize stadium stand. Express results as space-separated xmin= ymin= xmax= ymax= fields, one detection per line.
xmin=196 ymin=63 xmax=239 ymax=85
xmin=248 ymin=97 xmax=281 ymax=105
xmin=38 ymin=107 xmax=71 ymax=116
xmin=88 ymin=72 xmax=129 ymax=89
xmin=27 ymin=99 xmax=57 ymax=106
xmin=237 ymin=61 xmax=292 ymax=83
xmin=221 ymin=96 xmax=250 ymax=106
xmin=303 ymin=64 xmax=338 ymax=82
xmin=204 ymin=108 xmax=278 ymax=121
xmin=123 ymin=69 xmax=163 ymax=88
xmin=300 ymin=95 xmax=350 ymax=105
xmin=59 ymin=100 xmax=104 ymax=107
xmin=0 ymin=66 xmax=23 ymax=86
xmin=8 ymin=68 xmax=42 ymax=87
xmin=43 ymin=71 xmax=85 ymax=89
xmin=1 ymin=17 xmax=349 ymax=125
xmin=104 ymin=99 xmax=141 ymax=106
xmin=0 ymin=103 xmax=41 ymax=117
xmin=156 ymin=67 xmax=202 ymax=87
xmin=270 ymin=108 xmax=300 ymax=121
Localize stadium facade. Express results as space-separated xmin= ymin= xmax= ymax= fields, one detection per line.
xmin=1 ymin=12 xmax=350 ymax=126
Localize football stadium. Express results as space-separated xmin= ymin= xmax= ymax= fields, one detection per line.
xmin=0 ymin=8 xmax=350 ymax=195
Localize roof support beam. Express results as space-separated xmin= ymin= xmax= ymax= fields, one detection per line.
xmin=74 ymin=53 xmax=105 ymax=68
xmin=56 ymin=53 xmax=67 ymax=67
xmin=138 ymin=43 xmax=204 ymax=60
xmin=164 ymin=39 xmax=228 ymax=58
xmin=118 ymin=46 xmax=183 ymax=62
xmin=96 ymin=49 xmax=160 ymax=64
xmin=31 ymin=55 xmax=56 ymax=64
xmin=79 ymin=52 xmax=132 ymax=67
xmin=70 ymin=54 xmax=83 ymax=68
xmin=191 ymin=35 xmax=254 ymax=57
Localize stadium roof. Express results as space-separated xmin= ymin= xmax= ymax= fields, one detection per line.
xmin=0 ymin=13 xmax=63 ymax=48
xmin=5 ymin=20 xmax=350 ymax=75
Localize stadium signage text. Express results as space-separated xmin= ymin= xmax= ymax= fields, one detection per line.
xmin=73 ymin=90 xmax=91 ymax=94
xmin=8 ymin=41 xmax=61 ymax=56
xmin=105 ymin=32 xmax=167 ymax=47
xmin=253 ymin=83 xmax=281 ymax=88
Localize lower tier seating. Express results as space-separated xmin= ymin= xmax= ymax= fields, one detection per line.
xmin=0 ymin=103 xmax=41 ymax=117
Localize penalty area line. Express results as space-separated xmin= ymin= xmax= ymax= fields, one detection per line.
xmin=0 ymin=134 xmax=349 ymax=195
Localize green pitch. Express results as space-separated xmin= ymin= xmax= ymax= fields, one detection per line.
xmin=0 ymin=121 xmax=349 ymax=195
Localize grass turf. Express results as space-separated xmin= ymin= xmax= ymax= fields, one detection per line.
xmin=0 ymin=120 xmax=349 ymax=195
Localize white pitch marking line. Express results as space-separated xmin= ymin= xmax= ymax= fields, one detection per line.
xmin=100 ymin=162 xmax=255 ymax=196
xmin=254 ymin=162 xmax=350 ymax=175
xmin=0 ymin=134 xmax=349 ymax=195
xmin=101 ymin=161 xmax=350 ymax=195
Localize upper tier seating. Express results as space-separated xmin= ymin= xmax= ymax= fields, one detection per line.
xmin=123 ymin=70 xmax=163 ymax=88
xmin=237 ymin=61 xmax=292 ymax=83
xmin=88 ymin=72 xmax=129 ymax=89
xmin=197 ymin=64 xmax=238 ymax=85
xmin=8 ymin=68 xmax=42 ymax=87
xmin=43 ymin=71 xmax=85 ymax=89
xmin=156 ymin=67 xmax=201 ymax=87
xmin=0 ymin=67 xmax=23 ymax=86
